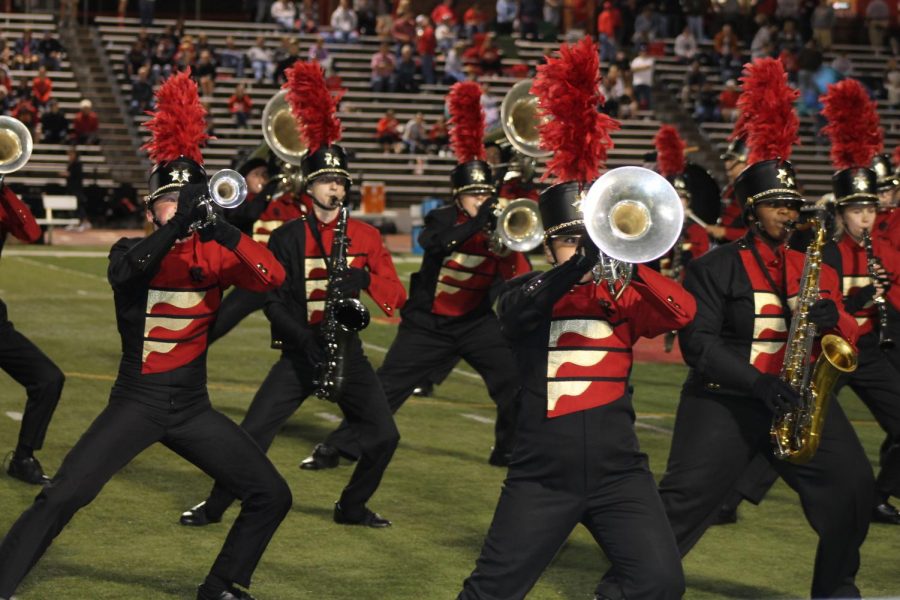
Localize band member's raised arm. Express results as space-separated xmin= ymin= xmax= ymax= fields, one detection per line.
xmin=418 ymin=196 xmax=495 ymax=253
xmin=0 ymin=186 xmax=41 ymax=243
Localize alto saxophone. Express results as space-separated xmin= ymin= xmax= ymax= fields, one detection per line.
xmin=771 ymin=217 xmax=858 ymax=463
xmin=314 ymin=203 xmax=371 ymax=402
xmin=862 ymin=228 xmax=894 ymax=350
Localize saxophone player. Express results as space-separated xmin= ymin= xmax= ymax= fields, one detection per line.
xmin=597 ymin=59 xmax=870 ymax=599
xmin=821 ymin=79 xmax=900 ymax=525
xmin=179 ymin=61 xmax=405 ymax=529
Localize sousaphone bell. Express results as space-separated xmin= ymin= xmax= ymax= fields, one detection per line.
xmin=0 ymin=116 xmax=33 ymax=184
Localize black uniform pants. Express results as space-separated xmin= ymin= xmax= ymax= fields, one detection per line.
xmin=0 ymin=387 xmax=291 ymax=597
xmin=208 ymin=288 xmax=266 ymax=344
xmin=0 ymin=320 xmax=65 ymax=451
xmin=659 ymin=390 xmax=873 ymax=598
xmin=837 ymin=335 xmax=900 ymax=501
xmin=203 ymin=346 xmax=398 ymax=520
xmin=323 ymin=314 xmax=518 ymax=460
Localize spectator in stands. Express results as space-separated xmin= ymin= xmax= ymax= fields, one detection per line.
xmin=355 ymin=0 xmax=377 ymax=35
xmin=463 ymin=3 xmax=489 ymax=38
xmin=630 ymin=44 xmax=655 ymax=109
xmin=597 ymin=2 xmax=622 ymax=62
xmin=428 ymin=115 xmax=450 ymax=154
xmin=831 ymin=51 xmax=854 ymax=76
xmin=394 ymin=44 xmax=419 ymax=92
xmin=370 ymin=41 xmax=396 ymax=92
xmin=431 ymin=0 xmax=458 ymax=29
xmin=40 ymin=99 xmax=69 ymax=143
xmin=600 ymin=65 xmax=627 ymax=118
xmin=797 ymin=39 xmax=822 ymax=99
xmin=866 ymin=0 xmax=889 ymax=50
xmin=674 ymin=26 xmax=700 ymax=63
xmin=543 ymin=0 xmax=562 ymax=32
xmin=0 ymin=70 xmax=12 ymax=99
xmin=777 ymin=19 xmax=802 ymax=54
xmin=12 ymin=29 xmax=39 ymax=69
xmin=718 ymin=78 xmax=740 ymax=121
xmin=13 ymin=79 xmax=32 ymax=104
xmin=272 ymin=0 xmax=298 ymax=30
xmin=693 ymin=81 xmax=719 ymax=122
xmin=30 ymin=66 xmax=52 ymax=108
xmin=632 ymin=5 xmax=660 ymax=45
xmin=139 ymin=0 xmax=156 ymax=27
xmin=392 ymin=10 xmax=417 ymax=51
xmin=751 ymin=15 xmax=773 ymax=59
xmin=194 ymin=49 xmax=217 ymax=98
xmin=136 ymin=28 xmax=156 ymax=52
xmin=482 ymin=88 xmax=500 ymax=131
xmin=308 ymin=36 xmax=332 ymax=70
xmin=885 ymin=58 xmax=900 ymax=107
xmin=150 ymin=38 xmax=175 ymax=83
xmin=712 ymin=0 xmax=740 ymax=36
xmin=274 ymin=41 xmax=302 ymax=85
xmin=72 ymin=98 xmax=99 ymax=145
xmin=719 ymin=46 xmax=744 ymax=82
xmin=130 ymin=66 xmax=154 ymax=115
xmin=125 ymin=41 xmax=149 ymax=80
xmin=61 ymin=146 xmax=88 ymax=230
xmin=495 ymin=0 xmax=516 ymax=35
xmin=477 ymin=33 xmax=503 ymax=77
xmin=37 ymin=32 xmax=63 ymax=70
xmin=247 ymin=36 xmax=274 ymax=84
xmin=443 ymin=41 xmax=467 ymax=84
xmin=330 ymin=0 xmax=360 ymax=42
xmin=173 ymin=38 xmax=197 ymax=72
xmin=436 ymin=14 xmax=458 ymax=53
xmin=811 ymin=0 xmax=834 ymax=50
xmin=163 ymin=23 xmax=181 ymax=47
xmin=713 ymin=23 xmax=740 ymax=59
xmin=195 ymin=33 xmax=216 ymax=59
xmin=681 ymin=0 xmax=708 ymax=41
xmin=417 ymin=16 xmax=437 ymax=85
xmin=376 ymin=108 xmax=402 ymax=153
xmin=229 ymin=83 xmax=253 ymax=128
xmin=11 ymin=97 xmax=37 ymax=135
xmin=0 ymin=88 xmax=9 ymax=117
xmin=520 ymin=0 xmax=542 ymax=40
xmin=218 ymin=36 xmax=246 ymax=79
xmin=402 ymin=112 xmax=428 ymax=154
xmin=681 ymin=59 xmax=705 ymax=106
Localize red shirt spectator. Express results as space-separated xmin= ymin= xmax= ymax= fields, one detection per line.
xmin=72 ymin=99 xmax=100 ymax=143
xmin=431 ymin=0 xmax=457 ymax=26
xmin=11 ymin=99 xmax=37 ymax=133
xmin=597 ymin=2 xmax=622 ymax=38
xmin=376 ymin=113 xmax=400 ymax=139
xmin=463 ymin=5 xmax=488 ymax=28
xmin=392 ymin=12 xmax=417 ymax=45
xmin=31 ymin=70 xmax=52 ymax=106
xmin=228 ymin=92 xmax=253 ymax=115
xmin=417 ymin=23 xmax=437 ymax=57
xmin=718 ymin=87 xmax=739 ymax=109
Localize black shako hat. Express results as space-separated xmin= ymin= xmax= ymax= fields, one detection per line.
xmin=451 ymin=160 xmax=495 ymax=197
xmin=871 ymin=153 xmax=899 ymax=191
xmin=302 ymin=143 xmax=352 ymax=186
xmin=733 ymin=159 xmax=803 ymax=210
xmin=539 ymin=181 xmax=586 ymax=237
xmin=147 ymin=156 xmax=208 ymax=205
xmin=720 ymin=137 xmax=748 ymax=163
xmin=833 ymin=167 xmax=878 ymax=206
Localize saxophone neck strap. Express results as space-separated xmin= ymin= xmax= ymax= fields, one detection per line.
xmin=746 ymin=232 xmax=792 ymax=329
xmin=306 ymin=213 xmax=334 ymax=275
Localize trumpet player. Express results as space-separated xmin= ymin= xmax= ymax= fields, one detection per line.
xmin=301 ymin=81 xmax=529 ymax=472
xmin=460 ymin=38 xmax=693 ymax=600
xmin=599 ymin=60 xmax=871 ymax=600
xmin=0 ymin=72 xmax=290 ymax=600
xmin=0 ymin=118 xmax=65 ymax=485
xmin=180 ymin=62 xmax=405 ymax=530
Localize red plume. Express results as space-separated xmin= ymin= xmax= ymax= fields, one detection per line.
xmin=893 ymin=146 xmax=900 ymax=168
xmin=284 ymin=60 xmax=344 ymax=155
xmin=448 ymin=81 xmax=486 ymax=163
xmin=532 ymin=37 xmax=620 ymax=183
xmin=732 ymin=58 xmax=799 ymax=164
xmin=820 ymin=79 xmax=883 ymax=170
xmin=141 ymin=69 xmax=208 ymax=164
xmin=653 ymin=125 xmax=687 ymax=178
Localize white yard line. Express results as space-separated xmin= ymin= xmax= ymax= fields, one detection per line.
xmin=314 ymin=412 xmax=342 ymax=423
xmin=460 ymin=413 xmax=493 ymax=425
xmin=5 ymin=411 xmax=23 ymax=422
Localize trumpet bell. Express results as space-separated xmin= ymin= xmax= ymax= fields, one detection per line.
xmin=499 ymin=80 xmax=550 ymax=159
xmin=209 ymin=169 xmax=247 ymax=209
xmin=262 ymin=90 xmax=307 ymax=165
xmin=582 ymin=166 xmax=684 ymax=264
xmin=497 ymin=198 xmax=544 ymax=252
xmin=0 ymin=116 xmax=33 ymax=175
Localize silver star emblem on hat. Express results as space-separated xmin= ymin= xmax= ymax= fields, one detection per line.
xmin=875 ymin=162 xmax=887 ymax=177
xmin=571 ymin=190 xmax=585 ymax=213
xmin=776 ymin=168 xmax=794 ymax=188
xmin=471 ymin=168 xmax=486 ymax=182
xmin=324 ymin=153 xmax=340 ymax=167
xmin=170 ymin=169 xmax=190 ymax=183
xmin=853 ymin=173 xmax=869 ymax=191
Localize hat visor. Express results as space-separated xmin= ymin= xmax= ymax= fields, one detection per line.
xmin=454 ymin=183 xmax=495 ymax=196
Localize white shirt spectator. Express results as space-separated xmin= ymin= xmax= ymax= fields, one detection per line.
xmin=331 ymin=5 xmax=358 ymax=32
xmin=751 ymin=25 xmax=772 ymax=59
xmin=496 ymin=0 xmax=517 ymax=24
xmin=631 ymin=54 xmax=655 ymax=87
xmin=674 ymin=30 xmax=698 ymax=60
xmin=271 ymin=1 xmax=297 ymax=29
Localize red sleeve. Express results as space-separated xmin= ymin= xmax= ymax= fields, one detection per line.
xmin=0 ymin=186 xmax=41 ymax=243
xmin=498 ymin=251 xmax=532 ymax=281
xmin=819 ymin=262 xmax=859 ymax=346
xmin=685 ymin=223 xmax=710 ymax=258
xmin=890 ymin=210 xmax=900 ymax=251
xmin=351 ymin=222 xmax=406 ymax=317
xmin=622 ymin=264 xmax=697 ymax=341
xmin=878 ymin=239 xmax=900 ymax=311
xmin=218 ymin=234 xmax=286 ymax=292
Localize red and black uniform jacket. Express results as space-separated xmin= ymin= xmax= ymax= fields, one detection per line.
xmin=679 ymin=234 xmax=858 ymax=397
xmin=265 ymin=214 xmax=406 ymax=352
xmin=107 ymin=224 xmax=285 ymax=397
xmin=0 ymin=186 xmax=42 ymax=323
xmin=225 ymin=190 xmax=306 ymax=244
xmin=403 ymin=204 xmax=531 ymax=326
xmin=717 ymin=185 xmax=747 ymax=242
xmin=497 ymin=261 xmax=695 ymax=483
xmin=833 ymin=233 xmax=900 ymax=341
xmin=875 ymin=208 xmax=900 ymax=251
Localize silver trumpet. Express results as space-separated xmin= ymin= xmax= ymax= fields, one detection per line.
xmin=581 ymin=166 xmax=684 ymax=298
xmin=489 ymin=197 xmax=544 ymax=255
xmin=189 ymin=169 xmax=248 ymax=231
xmin=0 ymin=116 xmax=34 ymax=186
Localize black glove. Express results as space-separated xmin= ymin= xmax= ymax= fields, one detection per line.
xmin=291 ymin=331 xmax=325 ymax=370
xmin=574 ymin=234 xmax=600 ymax=269
xmin=752 ymin=373 xmax=802 ymax=414
xmin=807 ymin=298 xmax=839 ymax=330
xmin=175 ymin=182 xmax=207 ymax=221
xmin=474 ymin=196 xmax=499 ymax=226
xmin=844 ymin=285 xmax=877 ymax=314
xmin=332 ymin=267 xmax=371 ymax=295
xmin=198 ymin=217 xmax=242 ymax=250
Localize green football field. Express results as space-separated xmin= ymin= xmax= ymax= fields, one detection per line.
xmin=0 ymin=246 xmax=896 ymax=599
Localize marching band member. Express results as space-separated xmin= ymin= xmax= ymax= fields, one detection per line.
xmin=300 ymin=80 xmax=529 ymax=471
xmin=459 ymin=38 xmax=694 ymax=600
xmin=0 ymin=149 xmax=65 ymax=485
xmin=0 ymin=71 xmax=289 ymax=600
xmin=872 ymin=148 xmax=900 ymax=250
xmin=597 ymin=59 xmax=871 ymax=599
xmin=179 ymin=61 xmax=404 ymax=529
xmin=705 ymin=136 xmax=749 ymax=243
xmin=821 ymin=79 xmax=900 ymax=525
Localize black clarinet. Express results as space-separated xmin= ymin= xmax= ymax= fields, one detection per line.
xmin=862 ymin=228 xmax=894 ymax=350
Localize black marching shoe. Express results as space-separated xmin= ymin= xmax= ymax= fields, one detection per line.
xmin=299 ymin=443 xmax=340 ymax=471
xmin=6 ymin=453 xmax=50 ymax=485
xmin=711 ymin=504 xmax=738 ymax=526
xmin=197 ymin=584 xmax=256 ymax=600
xmin=872 ymin=501 xmax=900 ymax=524
xmin=180 ymin=501 xmax=221 ymax=527
xmin=488 ymin=447 xmax=511 ymax=467
xmin=333 ymin=502 xmax=392 ymax=528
